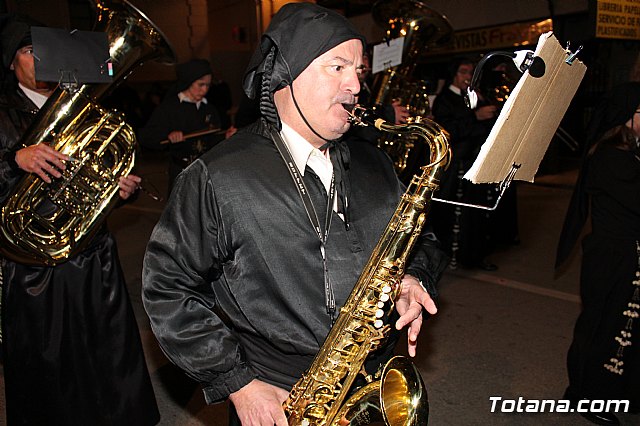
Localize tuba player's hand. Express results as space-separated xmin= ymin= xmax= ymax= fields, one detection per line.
xmin=14 ymin=144 xmax=69 ymax=183
xmin=395 ymin=274 xmax=438 ymax=357
xmin=118 ymin=174 xmax=141 ymax=200
xmin=391 ymin=99 xmax=410 ymax=124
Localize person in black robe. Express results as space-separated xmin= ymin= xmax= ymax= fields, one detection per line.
xmin=430 ymin=58 xmax=499 ymax=271
xmin=138 ymin=58 xmax=223 ymax=194
xmin=556 ymin=82 xmax=640 ymax=425
xmin=142 ymin=3 xmax=449 ymax=425
xmin=0 ymin=15 xmax=159 ymax=426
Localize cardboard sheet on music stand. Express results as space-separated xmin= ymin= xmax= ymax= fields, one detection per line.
xmin=464 ymin=32 xmax=586 ymax=184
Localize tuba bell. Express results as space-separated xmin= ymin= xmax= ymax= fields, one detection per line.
xmin=369 ymin=0 xmax=452 ymax=182
xmin=0 ymin=0 xmax=176 ymax=266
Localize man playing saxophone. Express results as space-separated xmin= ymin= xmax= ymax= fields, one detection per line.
xmin=0 ymin=15 xmax=159 ymax=425
xmin=142 ymin=3 xmax=448 ymax=425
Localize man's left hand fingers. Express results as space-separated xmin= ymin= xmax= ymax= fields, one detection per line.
xmin=396 ymin=302 xmax=423 ymax=330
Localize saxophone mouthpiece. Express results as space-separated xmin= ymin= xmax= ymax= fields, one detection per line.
xmin=343 ymin=104 xmax=374 ymax=126
xmin=342 ymin=103 xmax=356 ymax=113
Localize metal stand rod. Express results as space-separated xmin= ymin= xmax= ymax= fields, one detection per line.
xmin=432 ymin=163 xmax=521 ymax=211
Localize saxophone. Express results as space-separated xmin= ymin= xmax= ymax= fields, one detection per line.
xmin=284 ymin=105 xmax=451 ymax=426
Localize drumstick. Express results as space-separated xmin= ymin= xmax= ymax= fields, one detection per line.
xmin=159 ymin=127 xmax=224 ymax=145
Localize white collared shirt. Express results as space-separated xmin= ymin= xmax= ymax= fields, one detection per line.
xmin=178 ymin=91 xmax=208 ymax=110
xmin=19 ymin=83 xmax=48 ymax=109
xmin=280 ymin=122 xmax=340 ymax=215
xmin=448 ymin=84 xmax=463 ymax=96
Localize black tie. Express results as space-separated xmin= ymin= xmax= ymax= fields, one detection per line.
xmin=320 ymin=140 xmax=351 ymax=228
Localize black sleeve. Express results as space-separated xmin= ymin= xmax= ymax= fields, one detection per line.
xmin=141 ymin=161 xmax=257 ymax=403
xmin=405 ymin=225 xmax=450 ymax=300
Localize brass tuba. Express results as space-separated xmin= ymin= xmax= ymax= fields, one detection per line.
xmin=284 ymin=105 xmax=451 ymax=426
xmin=0 ymin=0 xmax=176 ymax=265
xmin=369 ymin=0 xmax=452 ymax=182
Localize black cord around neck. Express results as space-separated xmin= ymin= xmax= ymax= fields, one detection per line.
xmin=289 ymin=83 xmax=335 ymax=144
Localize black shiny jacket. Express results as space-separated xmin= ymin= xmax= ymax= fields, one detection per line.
xmin=142 ymin=118 xmax=450 ymax=403
xmin=0 ymin=85 xmax=37 ymax=204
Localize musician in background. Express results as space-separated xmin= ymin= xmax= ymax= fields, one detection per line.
xmin=358 ymin=47 xmax=410 ymax=125
xmin=347 ymin=46 xmax=411 ymax=145
xmin=430 ymin=57 xmax=499 ymax=271
xmin=139 ymin=58 xmax=231 ymax=193
xmin=0 ymin=15 xmax=159 ymax=425
xmin=142 ymin=4 xmax=448 ymax=425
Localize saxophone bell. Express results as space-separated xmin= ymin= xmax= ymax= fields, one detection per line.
xmin=333 ymin=356 xmax=429 ymax=426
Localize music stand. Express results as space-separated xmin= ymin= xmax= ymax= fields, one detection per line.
xmin=31 ymin=26 xmax=112 ymax=88
xmin=465 ymin=32 xmax=586 ymax=185
xmin=433 ymin=32 xmax=587 ymax=211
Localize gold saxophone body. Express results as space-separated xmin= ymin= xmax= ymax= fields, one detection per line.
xmin=0 ymin=0 xmax=175 ymax=265
xmin=284 ymin=105 xmax=451 ymax=426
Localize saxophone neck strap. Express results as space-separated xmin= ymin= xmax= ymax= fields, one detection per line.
xmin=268 ymin=124 xmax=337 ymax=321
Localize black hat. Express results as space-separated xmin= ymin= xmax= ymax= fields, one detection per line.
xmin=0 ymin=14 xmax=38 ymax=69
xmin=176 ymin=59 xmax=212 ymax=92
xmin=242 ymin=3 xmax=365 ymax=127
xmin=243 ymin=3 xmax=365 ymax=98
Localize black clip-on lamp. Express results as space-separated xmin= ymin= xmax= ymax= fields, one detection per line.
xmin=464 ymin=50 xmax=546 ymax=109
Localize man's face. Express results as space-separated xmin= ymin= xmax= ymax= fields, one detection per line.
xmin=185 ymin=74 xmax=212 ymax=102
xmin=453 ymin=63 xmax=474 ymax=91
xmin=11 ymin=45 xmax=54 ymax=96
xmin=275 ymin=39 xmax=362 ymax=147
xmin=11 ymin=45 xmax=37 ymax=91
xmin=360 ymin=52 xmax=371 ymax=83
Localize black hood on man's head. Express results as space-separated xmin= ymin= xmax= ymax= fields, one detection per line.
xmin=242 ymin=3 xmax=365 ymax=127
xmin=0 ymin=14 xmax=40 ymax=69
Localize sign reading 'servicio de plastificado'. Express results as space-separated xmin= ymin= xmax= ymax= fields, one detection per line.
xmin=596 ymin=0 xmax=640 ymax=40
